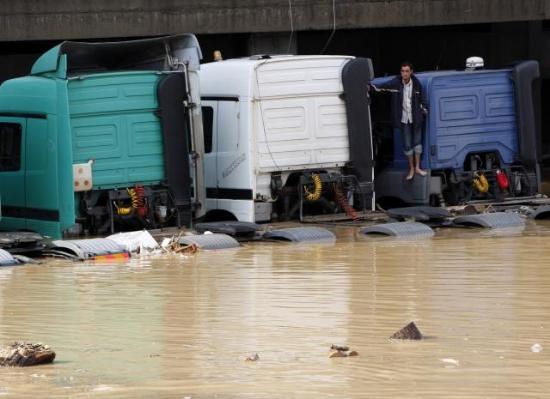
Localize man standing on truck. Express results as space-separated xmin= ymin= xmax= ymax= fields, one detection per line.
xmin=374 ymin=61 xmax=428 ymax=180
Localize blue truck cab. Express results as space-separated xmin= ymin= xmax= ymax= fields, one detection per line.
xmin=0 ymin=34 xmax=206 ymax=238
xmin=371 ymin=61 xmax=540 ymax=207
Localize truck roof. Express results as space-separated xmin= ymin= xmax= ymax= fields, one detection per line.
xmin=31 ymin=33 xmax=202 ymax=77
xmin=372 ymin=67 xmax=513 ymax=87
xmin=200 ymin=55 xmax=354 ymax=99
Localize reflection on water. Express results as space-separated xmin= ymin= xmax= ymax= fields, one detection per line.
xmin=2 ymin=221 xmax=550 ymax=397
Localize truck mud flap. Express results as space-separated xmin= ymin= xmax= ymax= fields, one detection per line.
xmin=453 ymin=212 xmax=524 ymax=228
xmin=387 ymin=206 xmax=451 ymax=222
xmin=0 ymin=248 xmax=18 ymax=266
xmin=263 ymin=227 xmax=336 ymax=243
xmin=512 ymin=61 xmax=541 ymax=192
xmin=195 ymin=222 xmax=263 ymax=239
xmin=157 ymin=73 xmax=192 ymax=225
xmin=49 ymin=238 xmax=129 ymax=260
xmin=341 ymin=58 xmax=375 ymax=195
xmin=179 ymin=234 xmax=240 ymax=250
xmin=530 ymin=206 xmax=550 ymax=220
xmin=360 ymin=222 xmax=434 ymax=238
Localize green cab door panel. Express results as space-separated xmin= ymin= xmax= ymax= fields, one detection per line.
xmin=0 ymin=118 xmax=26 ymax=231
xmin=25 ymin=117 xmax=62 ymax=237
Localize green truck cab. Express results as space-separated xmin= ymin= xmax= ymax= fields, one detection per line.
xmin=0 ymin=34 xmax=205 ymax=238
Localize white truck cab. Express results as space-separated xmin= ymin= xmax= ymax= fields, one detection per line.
xmin=200 ymin=55 xmax=374 ymax=222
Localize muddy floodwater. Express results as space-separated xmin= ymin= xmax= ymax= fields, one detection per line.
xmin=2 ymin=222 xmax=550 ymax=398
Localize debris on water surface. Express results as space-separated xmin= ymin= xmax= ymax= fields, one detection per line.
xmin=390 ymin=322 xmax=423 ymax=340
xmin=328 ymin=345 xmax=358 ymax=358
xmin=245 ymin=353 xmax=260 ymax=362
xmin=0 ymin=342 xmax=55 ymax=367
xmin=531 ymin=343 xmax=543 ymax=353
xmin=440 ymin=358 xmax=460 ymax=367
xmin=160 ymin=233 xmax=198 ymax=255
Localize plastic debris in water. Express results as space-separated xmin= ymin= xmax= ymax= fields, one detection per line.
xmin=531 ymin=343 xmax=543 ymax=353
xmin=440 ymin=358 xmax=460 ymax=367
xmin=390 ymin=322 xmax=423 ymax=340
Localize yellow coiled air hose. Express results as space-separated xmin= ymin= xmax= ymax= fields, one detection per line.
xmin=304 ymin=174 xmax=322 ymax=202
xmin=127 ymin=188 xmax=140 ymax=209
xmin=473 ymin=172 xmax=489 ymax=193
xmin=114 ymin=187 xmax=139 ymax=216
xmin=114 ymin=203 xmax=133 ymax=216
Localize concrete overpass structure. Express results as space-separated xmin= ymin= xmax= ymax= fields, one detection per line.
xmin=0 ymin=0 xmax=548 ymax=41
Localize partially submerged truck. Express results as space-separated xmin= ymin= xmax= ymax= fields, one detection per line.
xmin=199 ymin=55 xmax=375 ymax=222
xmin=0 ymin=34 xmax=206 ymax=238
xmin=371 ymin=60 xmax=541 ymax=207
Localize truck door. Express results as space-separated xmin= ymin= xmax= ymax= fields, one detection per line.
xmin=216 ymin=100 xmax=242 ymax=194
xmin=25 ymin=117 xmax=61 ymax=235
xmin=202 ymin=101 xmax=218 ymax=211
xmin=0 ymin=118 xmax=26 ymax=231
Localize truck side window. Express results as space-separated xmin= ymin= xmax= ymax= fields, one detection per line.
xmin=0 ymin=123 xmax=22 ymax=171
xmin=202 ymin=106 xmax=213 ymax=153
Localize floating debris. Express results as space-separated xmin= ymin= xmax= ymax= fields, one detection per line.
xmin=161 ymin=233 xmax=199 ymax=255
xmin=328 ymin=344 xmax=358 ymax=358
xmin=531 ymin=343 xmax=543 ymax=353
xmin=440 ymin=358 xmax=460 ymax=367
xmin=0 ymin=343 xmax=55 ymax=367
xmin=390 ymin=322 xmax=423 ymax=340
xmin=245 ymin=353 xmax=259 ymax=362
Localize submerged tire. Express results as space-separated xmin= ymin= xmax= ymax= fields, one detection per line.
xmin=263 ymin=227 xmax=336 ymax=243
xmin=50 ymin=238 xmax=128 ymax=260
xmin=359 ymin=222 xmax=434 ymax=238
xmin=530 ymin=206 xmax=550 ymax=220
xmin=178 ymin=234 xmax=240 ymax=250
xmin=453 ymin=212 xmax=525 ymax=228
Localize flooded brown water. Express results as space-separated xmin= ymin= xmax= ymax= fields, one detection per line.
xmin=2 ymin=221 xmax=550 ymax=398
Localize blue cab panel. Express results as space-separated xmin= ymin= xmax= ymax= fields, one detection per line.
xmin=371 ymin=68 xmax=518 ymax=172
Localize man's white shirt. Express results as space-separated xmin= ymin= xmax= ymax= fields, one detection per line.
xmin=401 ymin=79 xmax=413 ymax=124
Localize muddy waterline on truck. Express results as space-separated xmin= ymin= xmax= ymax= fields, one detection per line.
xmin=2 ymin=222 xmax=550 ymax=397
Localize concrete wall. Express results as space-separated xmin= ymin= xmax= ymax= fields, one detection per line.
xmin=0 ymin=0 xmax=548 ymax=41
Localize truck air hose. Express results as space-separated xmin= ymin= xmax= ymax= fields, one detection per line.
xmin=334 ymin=184 xmax=361 ymax=221
xmin=114 ymin=202 xmax=133 ymax=216
xmin=128 ymin=185 xmax=148 ymax=217
xmin=473 ymin=172 xmax=489 ymax=193
xmin=303 ymin=174 xmax=323 ymax=202
xmin=127 ymin=188 xmax=140 ymax=209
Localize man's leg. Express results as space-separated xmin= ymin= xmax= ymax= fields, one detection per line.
xmin=413 ymin=124 xmax=426 ymax=176
xmin=402 ymin=123 xmax=414 ymax=180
